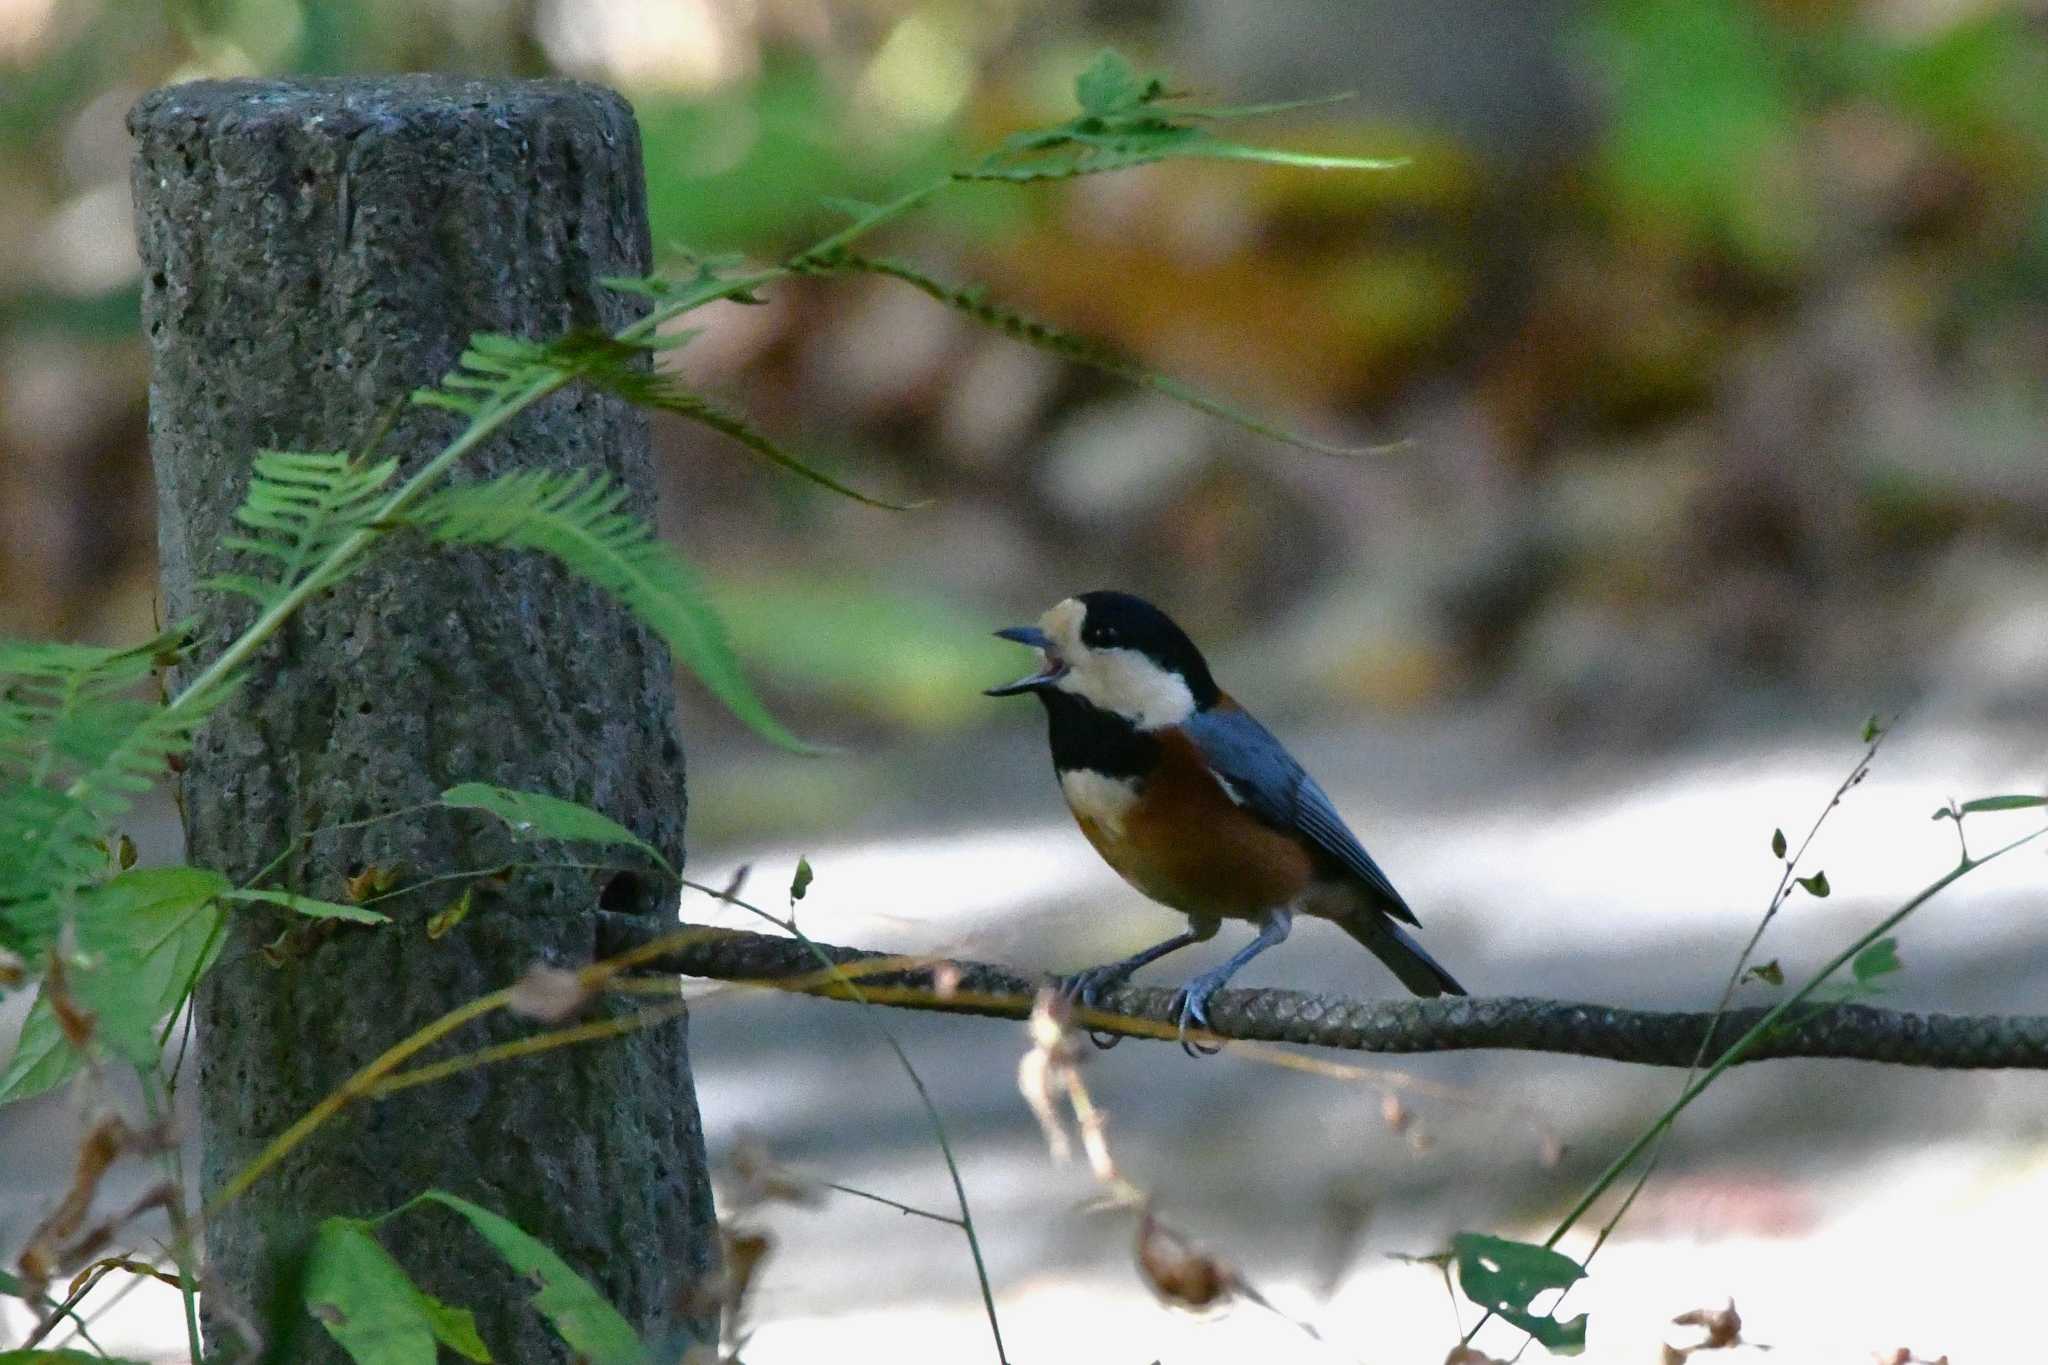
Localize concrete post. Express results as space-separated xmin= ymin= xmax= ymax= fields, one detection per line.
xmin=131 ymin=76 xmax=715 ymax=1359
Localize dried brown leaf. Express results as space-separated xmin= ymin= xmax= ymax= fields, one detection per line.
xmin=720 ymin=863 xmax=752 ymax=903
xmin=15 ymin=1119 xmax=175 ymax=1300
xmin=1673 ymin=1299 xmax=1742 ymax=1350
xmin=1136 ymin=1208 xmax=1235 ymax=1313
xmin=426 ymin=887 xmax=473 ymax=940
xmin=507 ymin=964 xmax=592 ymax=1023
xmin=728 ymin=1137 xmax=822 ymax=1209
xmin=1443 ymin=1345 xmax=1507 ymax=1364
xmin=343 ymin=863 xmax=401 ymax=902
xmin=45 ymin=951 xmax=95 ymax=1050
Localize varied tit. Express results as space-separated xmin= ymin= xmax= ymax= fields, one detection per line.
xmin=986 ymin=590 xmax=1464 ymax=1053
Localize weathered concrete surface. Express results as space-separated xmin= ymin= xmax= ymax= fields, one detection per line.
xmin=132 ymin=77 xmax=714 ymax=1360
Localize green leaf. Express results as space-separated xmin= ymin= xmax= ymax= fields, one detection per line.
xmin=1075 ymin=49 xmax=1145 ymax=116
xmin=0 ymin=995 xmax=84 ymax=1107
xmin=1451 ymin=1232 xmax=1588 ymax=1356
xmin=1744 ymin=959 xmax=1784 ymax=987
xmin=967 ymin=56 xmax=1400 ymax=186
xmin=422 ymin=330 xmax=908 ymax=508
xmin=440 ymin=783 xmax=673 ymax=875
xmin=224 ymin=887 xmax=393 ymax=923
xmin=417 ymin=1192 xmax=645 ymax=1365
xmin=417 ymin=1292 xmax=493 ymax=1363
xmin=556 ymin=332 xmax=913 ymax=509
xmin=303 ymin=1219 xmax=442 ymax=1364
xmin=1862 ymin=713 xmax=1884 ymax=743
xmin=403 ymin=472 xmax=815 ymax=752
xmin=711 ymin=573 xmax=1020 ymax=729
xmin=790 ymin=856 xmax=813 ymax=902
xmin=0 ymin=637 xmax=227 ymax=921
xmin=1770 ymin=827 xmax=1787 ymax=858
xmin=1852 ymin=937 xmax=1902 ymax=986
xmin=0 ymin=866 xmax=228 ymax=1105
xmin=1795 ymin=871 xmax=1831 ymax=898
xmin=1947 ymin=794 xmax=2047 ymax=817
xmin=202 ymin=450 xmax=397 ymax=610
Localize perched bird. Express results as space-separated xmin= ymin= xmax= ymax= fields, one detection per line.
xmin=986 ymin=590 xmax=1463 ymax=1052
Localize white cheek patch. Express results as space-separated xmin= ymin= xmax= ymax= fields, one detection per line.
xmin=1057 ymin=650 xmax=1196 ymax=730
xmin=1059 ymin=768 xmax=1140 ymax=836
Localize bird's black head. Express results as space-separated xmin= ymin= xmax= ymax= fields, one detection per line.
xmin=985 ymin=590 xmax=1220 ymax=726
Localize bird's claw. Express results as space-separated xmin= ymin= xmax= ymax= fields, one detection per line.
xmin=1054 ymin=964 xmax=1132 ymax=1050
xmin=1169 ymin=979 xmax=1225 ymax=1057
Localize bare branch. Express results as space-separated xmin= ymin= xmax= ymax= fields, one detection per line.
xmin=599 ymin=914 xmax=2048 ymax=1070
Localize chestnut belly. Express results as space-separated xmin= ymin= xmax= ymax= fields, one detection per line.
xmin=1059 ymin=765 xmax=1328 ymax=920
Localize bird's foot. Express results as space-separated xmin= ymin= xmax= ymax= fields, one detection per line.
xmin=1053 ymin=962 xmax=1138 ymax=1049
xmin=1168 ymin=971 xmax=1230 ymax=1057
xmin=1056 ymin=961 xmax=1136 ymax=1010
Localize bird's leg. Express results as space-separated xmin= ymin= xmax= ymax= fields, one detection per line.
xmin=1170 ymin=908 xmax=1293 ymax=1056
xmin=1059 ymin=922 xmax=1217 ymax=1051
xmin=1058 ymin=921 xmax=1217 ymax=1011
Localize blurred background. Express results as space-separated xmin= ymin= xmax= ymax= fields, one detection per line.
xmin=3 ymin=1 xmax=2048 ymax=1361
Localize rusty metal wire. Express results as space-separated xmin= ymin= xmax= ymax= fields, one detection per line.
xmin=596 ymin=915 xmax=2048 ymax=1070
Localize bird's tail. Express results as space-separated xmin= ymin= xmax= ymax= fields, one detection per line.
xmin=1339 ymin=914 xmax=1466 ymax=997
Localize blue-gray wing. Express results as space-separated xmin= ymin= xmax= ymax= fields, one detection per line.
xmin=1182 ymin=706 xmax=1417 ymax=924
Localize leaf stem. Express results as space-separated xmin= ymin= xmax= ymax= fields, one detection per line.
xmin=818 ymin=1179 xmax=966 ymax=1227
xmin=136 ymin=1069 xmax=205 ymax=1364
xmin=681 ymin=875 xmax=1011 ymax=1364
xmin=1543 ymin=826 xmax=2044 ymax=1251
xmin=207 ymin=986 xmax=513 ymax=1216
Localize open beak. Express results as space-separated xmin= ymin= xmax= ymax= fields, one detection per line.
xmin=984 ymin=625 xmax=1068 ymax=696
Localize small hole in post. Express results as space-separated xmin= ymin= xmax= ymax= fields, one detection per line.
xmin=600 ymin=870 xmax=647 ymax=914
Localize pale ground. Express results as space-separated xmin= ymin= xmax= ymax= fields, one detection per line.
xmin=4 ymin=703 xmax=2045 ymax=1362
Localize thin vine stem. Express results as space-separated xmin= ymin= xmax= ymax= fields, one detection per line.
xmin=1495 ymin=729 xmax=1889 ymax=1358
xmin=818 ymin=1180 xmax=965 ymax=1227
xmin=1543 ymin=826 xmax=2043 ymax=1252
xmin=206 ymin=987 xmax=513 ymax=1216
xmin=681 ymin=876 xmax=1012 ymax=1365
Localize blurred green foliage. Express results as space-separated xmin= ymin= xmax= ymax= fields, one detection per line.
xmin=713 ymin=573 xmax=1019 ymax=730
xmin=639 ymin=56 xmax=980 ymax=254
xmin=1586 ymin=0 xmax=2048 ymax=275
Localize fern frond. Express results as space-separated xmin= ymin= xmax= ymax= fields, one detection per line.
xmin=402 ymin=471 xmax=813 ymax=752
xmin=818 ymin=254 xmax=1398 ymax=459
xmin=963 ymin=50 xmax=1404 ymax=185
xmin=0 ymin=637 xmax=224 ymax=941
xmin=203 ymin=450 xmax=398 ymax=610
xmin=0 ymin=633 xmax=185 ymax=783
xmin=418 ymin=329 xmax=912 ymax=508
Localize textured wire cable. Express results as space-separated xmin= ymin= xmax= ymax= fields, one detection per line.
xmin=596 ymin=915 xmax=2048 ymax=1069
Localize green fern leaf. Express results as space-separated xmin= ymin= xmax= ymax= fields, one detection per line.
xmin=1 ymin=635 xmax=227 ymax=934
xmin=202 ymin=450 xmax=397 ymax=610
xmin=421 ymin=329 xmax=910 ymax=508
xmin=402 ymin=471 xmax=813 ymax=752
xmin=963 ymin=49 xmax=1403 ymax=183
xmin=819 ymin=254 xmax=1397 ymax=458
